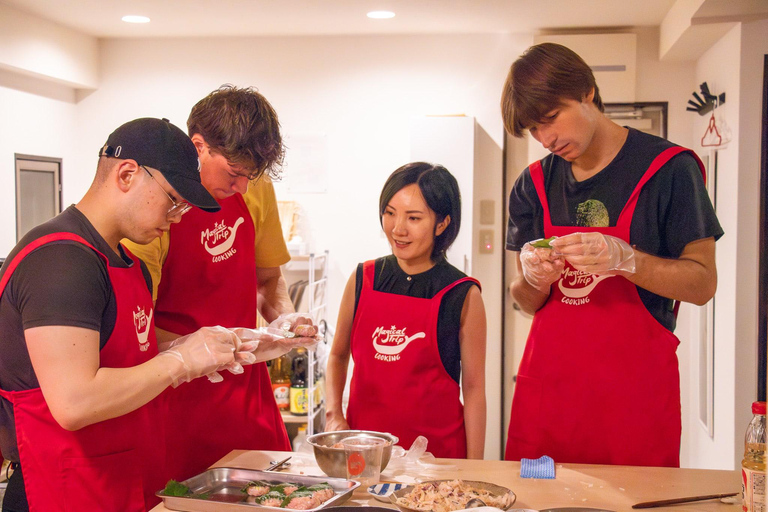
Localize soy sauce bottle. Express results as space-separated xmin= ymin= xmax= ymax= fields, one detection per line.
xmin=289 ymin=348 xmax=308 ymax=415
xmin=270 ymin=353 xmax=291 ymax=411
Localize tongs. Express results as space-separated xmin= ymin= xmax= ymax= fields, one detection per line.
xmin=265 ymin=456 xmax=292 ymax=471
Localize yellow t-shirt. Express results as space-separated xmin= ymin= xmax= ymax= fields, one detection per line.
xmin=123 ymin=178 xmax=290 ymax=299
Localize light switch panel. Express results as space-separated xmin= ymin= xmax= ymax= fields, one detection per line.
xmin=479 ymin=229 xmax=493 ymax=254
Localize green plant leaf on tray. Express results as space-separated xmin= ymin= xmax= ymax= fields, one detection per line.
xmin=163 ymin=480 xmax=190 ymax=497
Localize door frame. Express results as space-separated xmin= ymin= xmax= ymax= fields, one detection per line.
xmin=758 ymin=54 xmax=768 ymax=402
xmin=15 ymin=153 xmax=63 ymax=241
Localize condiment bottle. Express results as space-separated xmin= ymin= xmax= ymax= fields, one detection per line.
xmin=293 ymin=424 xmax=308 ymax=452
xmin=314 ymin=362 xmax=324 ymax=410
xmin=742 ymin=401 xmax=766 ymax=512
xmin=270 ymin=353 xmax=291 ymax=411
xmin=290 ymin=348 xmax=308 ymax=415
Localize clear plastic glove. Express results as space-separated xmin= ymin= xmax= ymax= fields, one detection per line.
xmin=403 ymin=435 xmax=428 ymax=465
xmin=158 ymin=326 xmax=239 ymax=387
xmin=520 ymin=239 xmax=565 ymax=293
xmin=231 ymin=326 xmax=320 ymax=364
xmin=268 ymin=312 xmax=317 ymax=337
xmin=386 ymin=436 xmax=427 ymax=471
xmin=550 ymin=232 xmax=636 ymax=275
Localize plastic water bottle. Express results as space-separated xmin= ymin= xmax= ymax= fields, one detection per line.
xmin=293 ymin=424 xmax=307 ymax=453
xmin=742 ymin=401 xmax=766 ymax=512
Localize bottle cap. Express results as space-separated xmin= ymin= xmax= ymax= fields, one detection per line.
xmin=752 ymin=401 xmax=766 ymax=415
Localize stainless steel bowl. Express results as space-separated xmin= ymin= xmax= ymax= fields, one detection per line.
xmin=307 ymin=430 xmax=399 ymax=478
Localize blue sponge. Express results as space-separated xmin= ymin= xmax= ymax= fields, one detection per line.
xmin=520 ymin=455 xmax=555 ymax=479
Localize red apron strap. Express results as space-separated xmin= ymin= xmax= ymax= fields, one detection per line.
xmin=529 ymin=161 xmax=553 ymax=231
xmin=0 ymin=233 xmax=104 ymax=293
xmin=616 ymin=147 xmax=705 ymax=229
xmin=613 ymin=146 xmax=704 ymax=319
xmin=429 ymin=276 xmax=481 ymax=319
xmin=0 ymin=233 xmax=107 ymax=398
xmin=362 ymin=260 xmax=376 ymax=290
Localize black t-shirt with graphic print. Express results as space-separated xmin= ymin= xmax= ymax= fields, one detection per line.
xmin=0 ymin=205 xmax=151 ymax=460
xmin=506 ymin=128 xmax=723 ymax=331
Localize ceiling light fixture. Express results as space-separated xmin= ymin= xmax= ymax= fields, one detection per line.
xmin=122 ymin=15 xmax=150 ymax=24
xmin=367 ymin=11 xmax=395 ymax=19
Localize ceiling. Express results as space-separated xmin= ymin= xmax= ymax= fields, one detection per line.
xmin=0 ymin=0 xmax=681 ymax=39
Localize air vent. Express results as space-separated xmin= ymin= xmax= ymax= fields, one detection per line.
xmin=533 ymin=33 xmax=637 ymax=103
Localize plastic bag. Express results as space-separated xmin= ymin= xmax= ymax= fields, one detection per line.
xmin=385 ymin=436 xmax=457 ymax=474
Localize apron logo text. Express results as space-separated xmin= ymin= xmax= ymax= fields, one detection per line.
xmin=558 ymin=268 xmax=614 ymax=302
xmin=212 ymin=247 xmax=237 ymax=262
xmin=371 ymin=325 xmax=426 ymax=362
xmin=133 ymin=305 xmax=153 ymax=352
xmin=201 ymin=217 xmax=245 ymax=261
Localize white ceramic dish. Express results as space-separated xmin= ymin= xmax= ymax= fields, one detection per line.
xmin=368 ymin=483 xmax=408 ymax=502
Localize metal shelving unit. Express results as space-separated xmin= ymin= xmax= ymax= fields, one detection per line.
xmin=280 ymin=250 xmax=329 ymax=436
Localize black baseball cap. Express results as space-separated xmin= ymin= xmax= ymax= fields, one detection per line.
xmin=99 ymin=117 xmax=220 ymax=212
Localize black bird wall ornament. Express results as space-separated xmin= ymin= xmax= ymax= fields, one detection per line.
xmin=686 ymin=82 xmax=726 ymax=116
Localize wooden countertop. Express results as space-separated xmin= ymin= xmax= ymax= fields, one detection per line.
xmin=151 ymin=450 xmax=741 ymax=512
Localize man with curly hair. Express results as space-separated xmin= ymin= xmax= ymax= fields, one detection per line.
xmin=125 ymin=86 xmax=308 ymax=480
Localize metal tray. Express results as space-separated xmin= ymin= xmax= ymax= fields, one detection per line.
xmin=156 ymin=467 xmax=360 ymax=511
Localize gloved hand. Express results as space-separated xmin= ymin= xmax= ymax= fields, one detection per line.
xmin=158 ymin=326 xmax=240 ymax=387
xmin=232 ymin=323 xmax=321 ymax=364
xmin=520 ymin=239 xmax=565 ymax=293
xmin=267 ymin=312 xmax=317 ymax=337
xmin=550 ymin=232 xmax=636 ymax=275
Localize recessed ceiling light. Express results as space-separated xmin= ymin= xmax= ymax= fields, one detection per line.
xmin=122 ymin=15 xmax=150 ymax=24
xmin=367 ymin=11 xmax=395 ymax=19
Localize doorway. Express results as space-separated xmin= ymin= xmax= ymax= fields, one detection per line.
xmin=15 ymin=154 xmax=62 ymax=241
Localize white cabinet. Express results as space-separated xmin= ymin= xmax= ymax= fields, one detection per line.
xmin=410 ymin=116 xmax=476 ymax=274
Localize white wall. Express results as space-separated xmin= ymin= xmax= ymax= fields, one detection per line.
xmin=683 ymin=24 xmax=742 ymax=469
xmin=0 ymin=77 xmax=78 ymax=254
xmin=0 ymin=3 xmax=98 ymax=88
xmin=681 ymin=18 xmax=767 ymax=470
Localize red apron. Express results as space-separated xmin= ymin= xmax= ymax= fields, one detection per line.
xmin=0 ymin=233 xmax=165 ymax=511
xmin=346 ymin=260 xmax=479 ymax=459
xmin=505 ymin=147 xmax=705 ymax=467
xmin=156 ymin=193 xmax=289 ymax=481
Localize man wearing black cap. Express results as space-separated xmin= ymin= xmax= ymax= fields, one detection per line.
xmin=0 ymin=118 xmax=249 ymax=512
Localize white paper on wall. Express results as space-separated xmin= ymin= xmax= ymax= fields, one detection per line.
xmin=283 ymin=132 xmax=328 ymax=194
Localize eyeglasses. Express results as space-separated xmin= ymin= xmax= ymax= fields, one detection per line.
xmin=142 ymin=166 xmax=192 ymax=219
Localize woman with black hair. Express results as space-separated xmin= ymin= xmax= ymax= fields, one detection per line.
xmin=325 ymin=162 xmax=487 ymax=459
